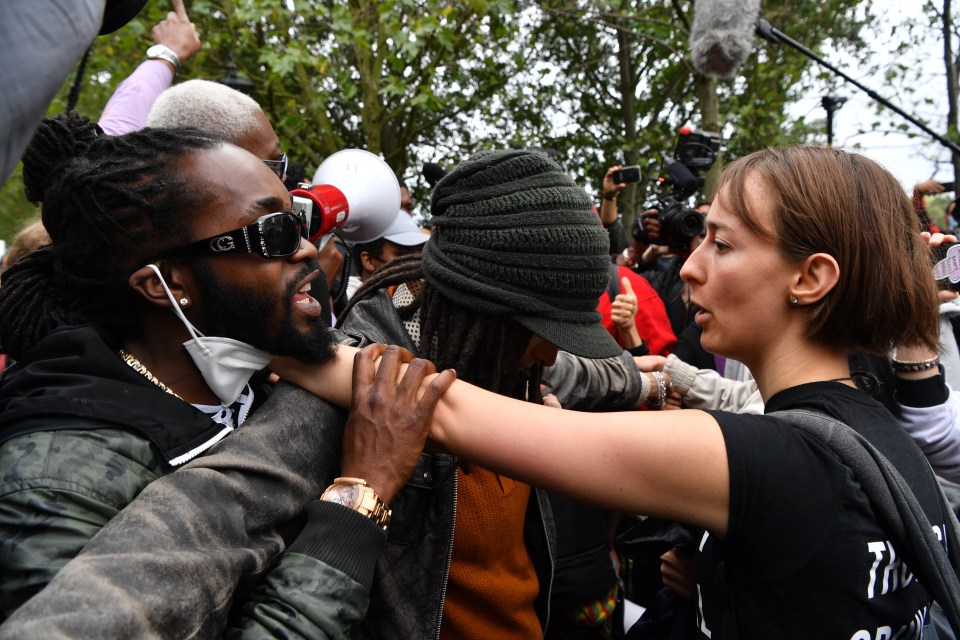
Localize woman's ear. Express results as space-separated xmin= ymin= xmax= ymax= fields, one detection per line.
xmin=789 ymin=253 xmax=840 ymax=306
xmin=128 ymin=262 xmax=192 ymax=309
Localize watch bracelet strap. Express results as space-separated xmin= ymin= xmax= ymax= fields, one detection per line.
xmin=333 ymin=476 xmax=368 ymax=486
xmin=323 ymin=477 xmax=392 ymax=529
xmin=147 ymin=45 xmax=180 ymax=75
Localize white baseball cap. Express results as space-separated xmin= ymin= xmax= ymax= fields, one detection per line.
xmin=383 ymin=211 xmax=429 ymax=247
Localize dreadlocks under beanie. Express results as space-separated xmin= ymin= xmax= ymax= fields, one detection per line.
xmin=421 ymin=149 xmax=622 ymax=359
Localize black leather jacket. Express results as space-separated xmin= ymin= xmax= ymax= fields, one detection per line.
xmin=341 ymin=289 xmax=641 ymax=639
xmin=341 ymin=290 xmax=557 ymax=639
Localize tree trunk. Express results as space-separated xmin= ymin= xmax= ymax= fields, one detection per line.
xmin=696 ymin=75 xmax=721 ymax=200
xmin=349 ymin=0 xmax=385 ymax=157
xmin=944 ymin=0 xmax=960 ymax=186
xmin=617 ymin=19 xmax=640 ymax=233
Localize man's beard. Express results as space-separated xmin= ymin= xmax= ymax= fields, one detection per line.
xmin=189 ymin=259 xmax=337 ymax=364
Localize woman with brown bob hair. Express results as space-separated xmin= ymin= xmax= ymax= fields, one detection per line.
xmin=281 ymin=146 xmax=953 ymax=637
xmin=718 ymin=146 xmax=940 ymax=354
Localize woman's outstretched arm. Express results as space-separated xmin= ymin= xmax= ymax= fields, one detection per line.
xmin=274 ymin=342 xmax=731 ymax=537
xmin=428 ymin=378 xmax=730 ymax=535
xmin=271 ymin=342 xmax=362 ymax=409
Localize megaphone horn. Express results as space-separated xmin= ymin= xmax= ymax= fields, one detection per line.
xmin=290 ymin=149 xmax=400 ymax=245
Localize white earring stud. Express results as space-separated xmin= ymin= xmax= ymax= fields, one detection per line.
xmin=179 ymin=297 xmax=189 ymax=307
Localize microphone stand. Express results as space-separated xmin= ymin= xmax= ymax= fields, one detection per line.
xmin=821 ymin=95 xmax=848 ymax=148
xmin=756 ymin=18 xmax=960 ymax=156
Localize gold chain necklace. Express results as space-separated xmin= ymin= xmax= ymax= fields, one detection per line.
xmin=118 ymin=349 xmax=183 ymax=400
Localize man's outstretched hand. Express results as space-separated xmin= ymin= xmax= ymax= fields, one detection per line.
xmin=340 ymin=344 xmax=456 ymax=503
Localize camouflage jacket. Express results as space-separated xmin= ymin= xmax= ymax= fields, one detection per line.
xmin=0 ymin=324 xmax=380 ymax=639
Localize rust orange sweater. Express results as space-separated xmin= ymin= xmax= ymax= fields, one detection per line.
xmin=439 ymin=466 xmax=541 ymax=639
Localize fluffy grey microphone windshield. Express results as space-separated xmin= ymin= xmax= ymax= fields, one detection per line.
xmin=689 ymin=0 xmax=761 ymax=78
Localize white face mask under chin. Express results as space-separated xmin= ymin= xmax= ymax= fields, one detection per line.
xmin=145 ymin=264 xmax=271 ymax=406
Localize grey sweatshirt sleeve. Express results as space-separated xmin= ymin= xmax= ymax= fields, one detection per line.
xmin=1 ymin=1 xmax=101 ymax=183
xmin=665 ymin=354 xmax=763 ymax=415
xmin=898 ymin=397 xmax=960 ymax=483
xmin=543 ymin=350 xmax=641 ymax=411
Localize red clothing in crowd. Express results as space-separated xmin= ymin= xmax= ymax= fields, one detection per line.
xmin=597 ymin=265 xmax=676 ymax=356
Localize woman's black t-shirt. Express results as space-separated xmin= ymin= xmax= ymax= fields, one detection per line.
xmin=695 ymin=382 xmax=945 ymax=639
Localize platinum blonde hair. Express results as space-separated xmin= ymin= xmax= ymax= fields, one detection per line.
xmin=146 ymin=80 xmax=262 ymax=144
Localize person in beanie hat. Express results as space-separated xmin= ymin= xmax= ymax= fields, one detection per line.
xmin=420 ymin=149 xmax=623 ymax=361
xmin=336 ymin=148 xmax=641 ymax=639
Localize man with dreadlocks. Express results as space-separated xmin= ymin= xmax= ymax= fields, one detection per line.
xmin=0 ymin=112 xmax=454 ymax=636
xmin=336 ymin=148 xmax=642 ymax=639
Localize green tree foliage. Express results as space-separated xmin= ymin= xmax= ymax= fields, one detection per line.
xmin=792 ymin=2 xmax=959 ymax=186
xmin=0 ymin=0 xmax=874 ymax=243
xmin=505 ymin=0 xmax=874 ymax=233
xmin=1 ymin=0 xmax=528 ymax=236
xmin=191 ymin=0 xmax=537 ymax=218
xmin=896 ymin=0 xmax=960 ymax=186
xmin=0 ymin=5 xmax=163 ymax=242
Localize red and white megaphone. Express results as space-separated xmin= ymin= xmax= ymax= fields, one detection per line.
xmin=290 ymin=149 xmax=400 ymax=244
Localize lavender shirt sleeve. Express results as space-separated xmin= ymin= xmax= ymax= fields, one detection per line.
xmin=899 ymin=383 xmax=960 ymax=482
xmin=98 ymin=60 xmax=174 ymax=136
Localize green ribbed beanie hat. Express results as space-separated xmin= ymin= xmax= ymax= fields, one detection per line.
xmin=421 ymin=149 xmax=621 ymax=359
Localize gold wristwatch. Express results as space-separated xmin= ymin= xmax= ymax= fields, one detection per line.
xmin=320 ymin=477 xmax=392 ymax=530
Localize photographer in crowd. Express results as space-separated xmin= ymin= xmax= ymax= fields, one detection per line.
xmin=598 ymin=165 xmax=632 ymax=257
xmin=609 ymin=130 xmax=718 ymax=340
xmin=617 ymin=200 xmax=709 ymax=340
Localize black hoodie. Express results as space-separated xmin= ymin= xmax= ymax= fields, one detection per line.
xmin=0 ymin=324 xmax=224 ymax=464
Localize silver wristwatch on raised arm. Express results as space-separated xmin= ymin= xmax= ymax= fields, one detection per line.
xmin=146 ymin=44 xmax=181 ymax=75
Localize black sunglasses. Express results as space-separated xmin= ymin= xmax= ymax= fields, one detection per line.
xmin=164 ymin=212 xmax=308 ymax=259
xmin=263 ymin=153 xmax=288 ymax=181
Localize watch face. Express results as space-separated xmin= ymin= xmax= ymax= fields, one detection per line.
xmin=321 ymin=482 xmax=390 ymax=529
xmin=324 ymin=484 xmax=361 ymax=508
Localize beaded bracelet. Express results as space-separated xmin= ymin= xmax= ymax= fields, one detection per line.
xmin=648 ymin=371 xmax=668 ymax=408
xmin=890 ymin=356 xmax=940 ymax=373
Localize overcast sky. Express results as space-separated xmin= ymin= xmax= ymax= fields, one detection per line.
xmin=785 ymin=0 xmax=951 ymax=189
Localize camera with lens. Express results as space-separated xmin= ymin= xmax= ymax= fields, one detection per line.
xmin=639 ymin=127 xmax=721 ymax=251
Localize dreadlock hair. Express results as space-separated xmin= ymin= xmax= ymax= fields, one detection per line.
xmin=21 ymin=110 xmax=100 ymax=205
xmin=340 ymin=254 xmax=544 ymax=402
xmin=0 ymin=112 xmax=221 ymax=359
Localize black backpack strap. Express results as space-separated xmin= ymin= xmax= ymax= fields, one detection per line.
xmin=773 ymin=408 xmax=960 ymax=635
